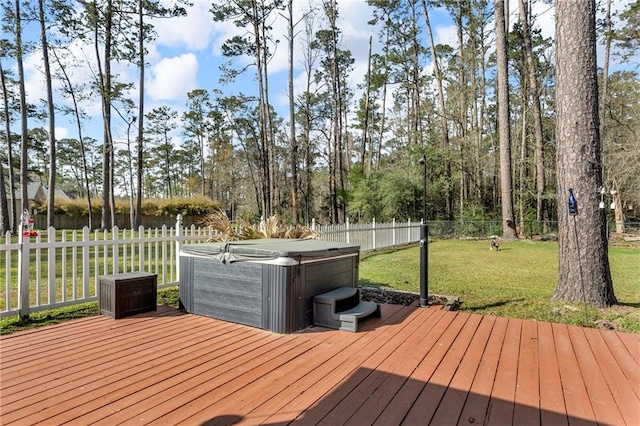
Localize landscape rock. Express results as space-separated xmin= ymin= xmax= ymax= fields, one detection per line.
xmin=360 ymin=287 xmax=460 ymax=311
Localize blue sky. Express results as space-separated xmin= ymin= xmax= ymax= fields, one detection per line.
xmin=13 ymin=0 xmax=635 ymax=149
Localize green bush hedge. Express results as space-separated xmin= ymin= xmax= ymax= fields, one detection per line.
xmin=36 ymin=196 xmax=220 ymax=217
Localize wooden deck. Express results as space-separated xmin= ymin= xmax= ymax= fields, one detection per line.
xmin=1 ymin=303 xmax=638 ymax=425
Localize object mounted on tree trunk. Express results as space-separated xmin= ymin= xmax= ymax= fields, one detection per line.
xmin=568 ymin=188 xmax=578 ymax=216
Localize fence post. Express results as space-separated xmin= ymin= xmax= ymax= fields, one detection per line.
xmin=372 ymin=218 xmax=377 ymax=250
xmin=82 ymin=227 xmax=90 ymax=298
xmin=35 ymin=232 xmax=42 ymax=307
xmin=112 ymin=226 xmax=120 ymax=275
xmin=392 ymin=218 xmax=396 ymax=246
xmin=346 ymin=218 xmax=350 ymax=244
xmin=176 ymin=215 xmax=183 ymax=285
xmin=138 ymin=225 xmax=145 ymax=272
xmin=17 ymin=211 xmax=30 ymax=320
xmin=161 ymin=225 xmax=168 ymax=285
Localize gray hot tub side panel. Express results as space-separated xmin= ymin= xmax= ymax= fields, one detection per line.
xmin=192 ymin=257 xmax=264 ymax=328
xmin=179 ymin=256 xmax=194 ymax=312
xmin=260 ymin=256 xmax=358 ymax=333
xmin=301 ymin=255 xmax=359 ymax=326
xmin=261 ymin=264 xmax=298 ymax=334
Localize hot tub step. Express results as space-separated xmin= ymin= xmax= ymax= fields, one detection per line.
xmin=313 ymin=287 xmax=381 ymax=332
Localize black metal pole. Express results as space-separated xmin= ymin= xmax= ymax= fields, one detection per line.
xmin=419 ymin=155 xmax=429 ymax=307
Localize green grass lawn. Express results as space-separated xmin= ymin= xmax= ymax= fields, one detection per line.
xmin=360 ymin=240 xmax=639 ymax=332
xmin=2 ymin=240 xmax=638 ymax=335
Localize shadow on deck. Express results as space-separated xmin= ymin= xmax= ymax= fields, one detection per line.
xmin=1 ymin=303 xmax=638 ymax=425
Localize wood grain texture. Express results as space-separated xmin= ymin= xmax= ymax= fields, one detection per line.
xmin=1 ymin=304 xmax=637 ymax=425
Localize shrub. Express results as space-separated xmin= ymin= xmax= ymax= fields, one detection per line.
xmin=39 ymin=197 xmax=220 ymax=217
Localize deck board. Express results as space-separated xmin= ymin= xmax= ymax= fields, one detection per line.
xmin=568 ymin=326 xmax=626 ymax=425
xmin=294 ymin=307 xmax=440 ymax=425
xmin=403 ymin=313 xmax=482 ymax=424
xmin=552 ymin=323 xmax=598 ymax=426
xmin=318 ymin=310 xmax=435 ymax=425
xmin=583 ymin=328 xmax=640 ymax=424
xmin=512 ymin=319 xmax=540 ymax=426
xmin=371 ymin=305 xmax=460 ymax=425
xmin=537 ymin=321 xmax=568 ymax=426
xmin=1 ymin=314 xmax=231 ymax=409
xmin=239 ymin=304 xmax=413 ymax=425
xmin=457 ymin=316 xmax=508 ymax=425
xmin=71 ymin=326 xmax=269 ymax=424
xmin=429 ymin=315 xmax=496 ymax=425
xmin=617 ymin=331 xmax=640 ymax=360
xmin=1 ymin=304 xmax=638 ymax=425
xmin=486 ymin=318 xmax=521 ymax=426
xmin=336 ymin=307 xmax=446 ymax=425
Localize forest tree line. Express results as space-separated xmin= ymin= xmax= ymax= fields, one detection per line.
xmin=1 ymin=0 xmax=638 ymax=235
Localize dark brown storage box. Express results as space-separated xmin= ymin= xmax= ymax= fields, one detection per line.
xmin=99 ymin=272 xmax=158 ymax=319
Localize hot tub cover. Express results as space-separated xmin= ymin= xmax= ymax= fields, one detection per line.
xmin=181 ymin=239 xmax=360 ymax=264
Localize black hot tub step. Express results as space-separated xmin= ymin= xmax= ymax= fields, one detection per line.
xmin=313 ymin=287 xmax=381 ymax=332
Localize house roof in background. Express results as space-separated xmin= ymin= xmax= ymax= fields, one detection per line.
xmin=14 ymin=182 xmax=69 ymax=200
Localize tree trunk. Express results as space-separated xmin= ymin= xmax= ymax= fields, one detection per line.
xmin=376 ymin=25 xmax=389 ymax=173
xmin=518 ymin=0 xmax=547 ymax=231
xmin=39 ymin=0 xmax=56 ymax=228
xmin=495 ymin=0 xmax=518 ymax=239
xmin=456 ymin=0 xmax=469 ymax=218
xmin=362 ymin=35 xmax=372 ymax=177
xmin=410 ymin=3 xmax=422 ymax=149
xmin=287 ymin=0 xmax=298 ymax=224
xmin=50 ymin=47 xmax=93 ymax=230
xmin=126 ymin=118 xmax=135 ymax=228
xmin=421 ymin=0 xmax=452 ymax=220
xmin=136 ymin=0 xmax=144 ymax=228
xmin=260 ymin=13 xmax=275 ymax=217
xmin=553 ymin=0 xmax=616 ymax=307
xmin=0 ymin=60 xmax=16 ymax=234
xmin=519 ymin=109 xmax=526 ymax=234
xmin=15 ymin=0 xmax=29 ymax=214
xmin=600 ymin=0 xmax=611 ymax=138
xmin=251 ymin=0 xmax=271 ymax=217
xmin=95 ymin=0 xmax=113 ymax=229
xmin=327 ymin=0 xmax=341 ymax=223
xmin=0 ymin=155 xmax=8 ymax=234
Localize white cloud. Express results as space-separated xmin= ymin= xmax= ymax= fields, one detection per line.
xmin=23 ymin=52 xmax=47 ymax=107
xmin=145 ymin=43 xmax=162 ymax=66
xmin=152 ymin=0 xmax=217 ymax=51
xmin=55 ymin=126 xmax=69 ymax=140
xmin=338 ymin=0 xmax=375 ymax=39
xmin=435 ymin=24 xmax=457 ymax=48
xmin=146 ymin=54 xmax=199 ymax=102
xmin=151 ymin=0 xmax=248 ymax=67
xmin=509 ymin=0 xmax=555 ymax=39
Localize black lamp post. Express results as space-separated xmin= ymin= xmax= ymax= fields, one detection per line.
xmin=419 ymin=154 xmax=429 ymax=307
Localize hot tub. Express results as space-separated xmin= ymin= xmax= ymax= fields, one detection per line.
xmin=179 ymin=239 xmax=360 ymax=333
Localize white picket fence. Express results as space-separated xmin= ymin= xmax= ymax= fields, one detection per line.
xmin=0 ymin=217 xmax=422 ymax=318
xmin=315 ymin=218 xmax=422 ymax=249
